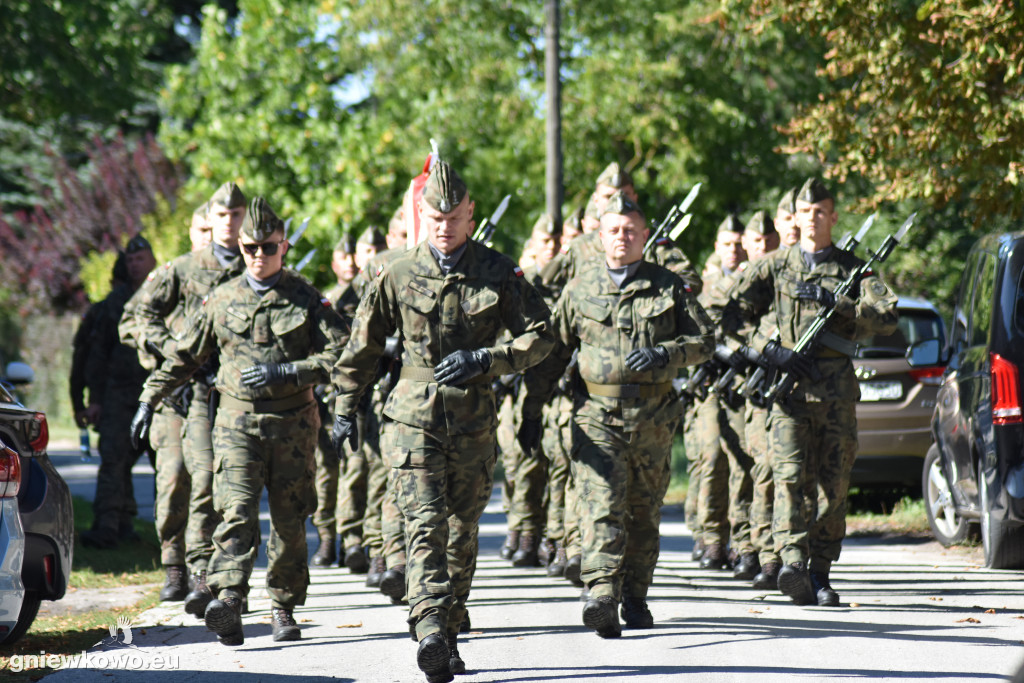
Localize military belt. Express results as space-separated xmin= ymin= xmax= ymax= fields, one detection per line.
xmin=218 ymin=388 xmax=315 ymax=414
xmin=584 ymin=380 xmax=673 ymax=399
xmin=399 ymin=366 xmax=491 ymax=385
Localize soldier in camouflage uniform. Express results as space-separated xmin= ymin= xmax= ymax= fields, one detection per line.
xmin=330 ymin=160 xmax=553 ymax=683
xmin=80 ymin=236 xmax=156 ymax=550
xmin=775 ymin=187 xmax=800 ymax=248
xmin=120 ymin=183 xmax=248 ymax=617
xmin=720 ymin=178 xmax=898 ymax=606
xmin=521 ymin=191 xmax=713 ymax=637
xmin=131 ymin=196 xmax=349 ymax=645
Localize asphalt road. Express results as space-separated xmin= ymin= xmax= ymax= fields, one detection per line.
xmin=39 ymin=449 xmax=1024 ymax=682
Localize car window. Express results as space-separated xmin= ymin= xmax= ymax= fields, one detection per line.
xmin=951 ymin=251 xmax=980 ymax=350
xmin=857 ymin=309 xmax=945 ymax=358
xmin=970 ymin=253 xmax=996 ymax=347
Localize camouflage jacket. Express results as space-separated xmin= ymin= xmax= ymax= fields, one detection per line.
xmin=332 ymin=239 xmax=554 ymax=435
xmin=720 ymin=243 xmax=899 ymax=402
xmin=324 ymin=280 xmax=362 ymax=327
xmin=140 ymin=270 xmax=349 ymax=405
xmin=85 ymin=284 xmax=148 ymax=407
xmin=523 ymin=259 xmax=715 ymax=428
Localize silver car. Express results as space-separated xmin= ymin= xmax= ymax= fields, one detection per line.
xmin=0 ymin=436 xmax=26 ymax=641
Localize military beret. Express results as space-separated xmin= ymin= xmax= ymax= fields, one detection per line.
xmin=358 ymin=226 xmax=387 ymax=247
xmin=717 ymin=214 xmax=744 ymax=235
xmin=532 ymin=214 xmax=560 ymax=236
xmin=125 ymin=234 xmax=152 ymax=253
xmin=797 ymin=177 xmax=833 ymax=204
xmin=422 ymin=161 xmax=467 ymax=213
xmin=745 ymin=210 xmax=776 ymax=236
xmin=209 ymin=181 xmax=247 ymax=209
xmin=564 ymin=205 xmax=583 ymax=231
xmin=584 ymin=196 xmax=601 ymax=220
xmin=595 ymin=162 xmax=633 ymax=189
xmin=600 ymin=191 xmax=644 ymax=219
xmin=776 ymin=187 xmax=797 ymax=216
xmin=334 ymin=232 xmax=357 ymax=254
xmin=192 ymin=201 xmax=209 ymax=221
xmin=241 ymin=196 xmax=284 ymax=241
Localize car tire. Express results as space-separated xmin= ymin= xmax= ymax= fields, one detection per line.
xmin=978 ymin=461 xmax=1024 ymax=569
xmin=2 ymin=591 xmax=41 ymax=645
xmin=923 ymin=444 xmax=975 ymax=546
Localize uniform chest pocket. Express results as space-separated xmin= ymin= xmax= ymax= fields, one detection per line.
xmin=400 ymin=282 xmax=437 ymax=340
xmin=576 ymin=296 xmax=612 ymax=343
xmin=269 ymin=309 xmax=309 ymax=355
xmin=461 ymin=288 xmax=499 ymax=317
xmin=185 ymin=271 xmax=220 ymax=305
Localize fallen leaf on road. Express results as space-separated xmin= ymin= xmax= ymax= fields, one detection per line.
xmin=985 ymin=609 xmax=996 ymax=614
xmin=849 ymin=603 xmax=860 ymax=608
xmin=748 ymin=609 xmax=762 ymax=614
xmin=956 ymin=618 xmax=980 ymax=624
xmin=928 ymin=597 xmax=942 ymax=601
xmin=337 ymin=622 xmax=363 ymax=628
xmin=1015 ymin=616 xmax=1024 ymax=620
xmin=300 ymin=618 xmax=313 ymax=623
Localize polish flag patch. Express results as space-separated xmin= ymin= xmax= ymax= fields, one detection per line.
xmin=321 ymin=297 xmax=331 ymax=307
xmin=513 ymin=266 xmax=524 ymax=278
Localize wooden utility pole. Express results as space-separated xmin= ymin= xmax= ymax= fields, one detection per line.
xmin=545 ymin=0 xmax=563 ymax=228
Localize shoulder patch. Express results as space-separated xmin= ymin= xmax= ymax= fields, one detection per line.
xmin=513 ymin=266 xmax=525 ymax=278
xmin=684 ymin=284 xmax=692 ymax=293
xmin=863 ymin=269 xmax=875 ymax=278
xmin=320 ymin=297 xmax=331 ymax=307
xmin=656 ymin=237 xmax=669 ymax=245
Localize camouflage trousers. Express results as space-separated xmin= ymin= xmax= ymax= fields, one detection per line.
xmin=361 ymin=424 xmax=387 ymax=559
xmin=573 ymin=414 xmax=674 ymax=601
xmin=746 ymin=403 xmax=777 ymax=565
xmin=382 ymin=419 xmax=496 ymax=640
xmin=182 ymin=383 xmax=220 ymax=571
xmin=313 ymin=406 xmax=373 ymax=547
xmin=497 ymin=394 xmax=516 ymax=513
xmin=682 ymin=400 xmax=700 ymax=535
xmin=381 ymin=468 xmax=407 ymax=569
xmin=541 ymin=395 xmax=573 ymax=543
xmin=150 ymin=409 xmax=189 ymax=566
xmin=207 ymin=402 xmax=318 ymax=610
xmin=696 ymin=394 xmax=753 ymax=552
xmin=92 ymin=398 xmax=142 ymax=534
xmin=769 ymin=398 xmax=858 ymax=572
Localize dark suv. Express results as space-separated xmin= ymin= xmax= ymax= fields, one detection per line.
xmin=927 ymin=232 xmax=1024 ymax=568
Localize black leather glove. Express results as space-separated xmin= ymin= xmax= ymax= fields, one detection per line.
xmin=625 ymin=346 xmax=670 ymax=371
xmin=713 ymin=343 xmax=744 ymax=369
xmin=517 ymin=417 xmax=543 ymax=453
xmin=738 ymin=345 xmax=767 ymax=368
xmin=795 ymin=281 xmax=836 ymax=309
xmin=130 ymin=402 xmax=154 ymax=451
xmin=761 ymin=340 xmax=819 ymax=381
xmin=240 ymin=362 xmax=298 ymax=388
xmin=330 ymin=414 xmax=358 ymax=460
xmin=434 ymin=349 xmax=492 ymax=385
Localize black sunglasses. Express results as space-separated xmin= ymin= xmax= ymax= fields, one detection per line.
xmin=241 ymin=241 xmax=284 ymax=256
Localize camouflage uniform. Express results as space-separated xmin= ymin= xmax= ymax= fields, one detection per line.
xmin=523 ymin=258 xmax=714 ymax=604
xmin=140 ymin=268 xmax=349 ymax=610
xmin=332 ymin=237 xmax=553 ymax=641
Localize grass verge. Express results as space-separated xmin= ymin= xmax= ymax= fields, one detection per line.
xmin=69 ymin=496 xmax=165 ymax=589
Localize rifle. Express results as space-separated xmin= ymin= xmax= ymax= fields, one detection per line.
xmin=471 ymin=194 xmax=511 ymax=246
xmin=748 ymin=212 xmax=915 ymax=409
xmin=294 ymin=248 xmax=318 ymax=273
xmin=643 ymin=182 xmax=701 ymax=256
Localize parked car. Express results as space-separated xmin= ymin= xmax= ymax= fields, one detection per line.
xmin=0 ymin=436 xmax=26 ymax=643
xmin=850 ymin=297 xmax=947 ymax=489
xmin=0 ymin=361 xmax=73 ymax=644
xmin=927 ymin=231 xmax=1024 ymax=568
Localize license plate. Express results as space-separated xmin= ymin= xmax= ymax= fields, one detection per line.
xmin=859 ymin=380 xmax=903 ymax=401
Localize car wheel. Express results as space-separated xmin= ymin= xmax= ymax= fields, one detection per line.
xmin=978 ymin=461 xmax=1024 ymax=569
xmin=923 ymin=444 xmax=973 ymax=546
xmin=1 ymin=591 xmax=41 ymax=645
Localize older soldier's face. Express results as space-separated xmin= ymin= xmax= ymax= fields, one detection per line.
xmin=599 ymin=212 xmax=648 ymax=268
xmin=419 ymin=196 xmax=475 ymax=255
xmin=209 ymin=202 xmax=246 ymax=248
xmin=715 ymin=231 xmax=746 ymax=273
xmin=239 ymin=229 xmax=289 ymax=280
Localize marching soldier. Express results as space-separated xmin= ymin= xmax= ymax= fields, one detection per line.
xmin=775 ymin=187 xmax=800 ymax=248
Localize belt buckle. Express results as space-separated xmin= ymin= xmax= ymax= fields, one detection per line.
xmin=622 ymin=384 xmax=639 ymax=398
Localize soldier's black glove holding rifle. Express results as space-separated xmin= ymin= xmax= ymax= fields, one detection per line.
xmin=794 ymin=282 xmax=836 ymax=309
xmin=240 ymin=362 xmax=298 ymax=387
xmin=760 ymin=339 xmax=820 ymax=382
xmin=434 ymin=349 xmax=492 ymax=385
xmin=625 ymin=346 xmax=670 ymax=371
xmin=129 ymin=401 xmax=154 ymax=451
xmin=331 ymin=414 xmax=358 ymax=460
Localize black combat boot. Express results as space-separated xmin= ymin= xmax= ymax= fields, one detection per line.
xmin=271 ymin=607 xmax=301 ymax=641
xmin=344 ymin=544 xmax=370 ymax=574
xmin=699 ymin=543 xmax=729 ymax=570
xmin=366 ymin=555 xmax=386 ymax=588
xmin=752 ymin=561 xmax=780 ymax=590
xmin=539 ymin=537 xmax=557 ymax=566
xmin=311 ymin=530 xmax=337 ymax=567
xmin=159 ymin=565 xmax=189 ymax=602
xmin=204 ymin=596 xmax=244 ymax=646
xmin=184 ymin=569 xmax=213 ymax=617
xmin=547 ymin=543 xmax=567 ymax=578
xmin=499 ymin=530 xmax=519 ymax=561
xmin=416 ymin=632 xmax=453 ymax=683
xmin=564 ymin=554 xmax=584 ymax=587
xmin=380 ymin=564 xmax=407 ymax=604
xmin=582 ymin=596 xmax=622 ymax=639
xmin=448 ymin=633 xmax=466 ymax=675
xmin=732 ymin=552 xmax=761 ymax=580
xmin=511 ymin=532 xmax=541 ymax=567
xmin=777 ymin=561 xmax=816 ymax=605
xmin=620 ymin=596 xmax=654 ymax=630
xmin=810 ymin=570 xmax=840 ymax=607
xmin=691 ymin=537 xmax=706 ymax=562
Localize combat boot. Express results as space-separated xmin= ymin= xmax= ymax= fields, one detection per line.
xmin=380 ymin=564 xmax=407 ymax=604
xmin=448 ymin=633 xmax=466 ymax=675
xmin=752 ymin=561 xmax=780 ymax=590
xmin=159 ymin=565 xmax=189 ymax=602
xmin=620 ymin=596 xmax=654 ymax=630
xmin=547 ymin=543 xmax=567 ymax=578
xmin=184 ymin=570 xmax=213 ymax=617
xmin=204 ymin=596 xmax=244 ymax=646
xmin=366 ymin=555 xmax=386 ymax=588
xmin=810 ymin=570 xmax=840 ymax=607
xmin=539 ymin=537 xmax=557 ymax=566
xmin=499 ymin=530 xmax=519 ymax=561
xmin=699 ymin=543 xmax=729 ymax=570
xmin=311 ymin=530 xmax=337 ymax=567
xmin=564 ymin=553 xmax=584 ymax=587
xmin=732 ymin=552 xmax=761 ymax=580
xmin=271 ymin=607 xmax=301 ymax=641
xmin=344 ymin=544 xmax=370 ymax=574
xmin=691 ymin=538 xmax=705 ymax=562
xmin=416 ymin=632 xmax=453 ymax=683
xmin=777 ymin=561 xmax=816 ymax=606
xmin=582 ymin=596 xmax=622 ymax=639
xmin=511 ymin=532 xmax=541 ymax=567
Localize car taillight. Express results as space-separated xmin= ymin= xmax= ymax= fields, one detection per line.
xmin=28 ymin=412 xmax=48 ymax=455
xmin=991 ymin=353 xmax=1022 ymax=425
xmin=909 ymin=366 xmax=946 ymax=386
xmin=0 ymin=442 xmax=21 ymax=497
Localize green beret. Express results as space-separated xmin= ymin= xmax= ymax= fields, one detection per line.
xmin=797 ymin=177 xmax=833 ymax=204
xmin=192 ymin=201 xmax=209 ymax=221
xmin=422 ymin=161 xmax=467 ymax=213
xmin=776 ymin=188 xmax=797 ymax=216
xmin=717 ymin=214 xmax=744 ymax=235
xmin=358 ymin=226 xmax=387 ymax=247
xmin=595 ymin=162 xmax=633 ymax=189
xmin=584 ymin=196 xmax=601 ymax=220
xmin=125 ymin=234 xmax=152 ymax=254
xmin=241 ymin=196 xmax=284 ymax=241
xmin=334 ymin=232 xmax=356 ymax=254
xmin=209 ymin=181 xmax=247 ymax=209
xmin=600 ymin=191 xmax=644 ymax=219
xmin=532 ymin=214 xmax=560 ymax=236
xmin=745 ymin=210 xmax=776 ymax=236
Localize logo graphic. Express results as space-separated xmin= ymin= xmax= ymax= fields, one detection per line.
xmin=93 ymin=616 xmax=138 ymax=651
